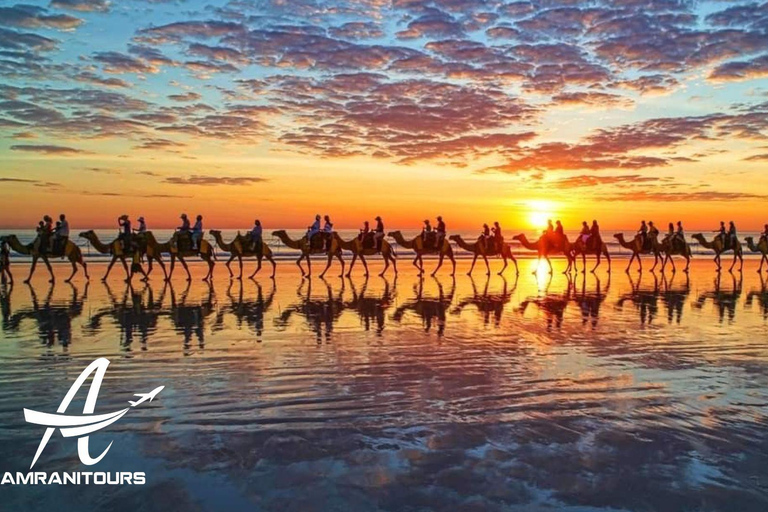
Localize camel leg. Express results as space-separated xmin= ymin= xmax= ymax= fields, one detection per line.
xmin=593 ymin=253 xmax=601 ymax=273
xmin=319 ymin=254 xmax=333 ymax=279
xmin=42 ymin=257 xmax=55 ymax=283
xmin=103 ymin=256 xmax=118 ymax=281
xmin=337 ymin=253 xmax=345 ymax=277
xmin=683 ymin=255 xmax=690 ymax=273
xmin=499 ymin=256 xmax=507 ymax=275
xmin=483 ymin=254 xmax=490 ymax=276
xmin=714 ymin=254 xmax=721 ymax=271
xmin=24 ymin=256 xmax=38 ymax=284
xmin=119 ymin=257 xmax=130 ymax=282
xmin=225 ymin=255 xmax=235 ymax=278
xmin=468 ymin=254 xmax=477 ymax=276
xmin=269 ymin=256 xmax=276 ymax=279
xmin=306 ymin=255 xmax=312 ymax=277
xmin=180 ymin=258 xmax=191 ymax=281
xmin=413 ymin=254 xmax=423 ymax=274
xmin=450 ymin=254 xmax=456 ymax=276
xmin=168 ymin=256 xmax=175 ymax=279
xmin=650 ymin=253 xmax=658 ymax=272
xmin=432 ymin=254 xmax=444 ymax=277
xmin=347 ymin=253 xmax=357 ymax=277
xmin=380 ymin=253 xmax=389 ymax=277
xmin=296 ymin=254 xmax=306 ymax=276
xmin=637 ymin=254 xmax=643 ymax=273
xmin=65 ymin=260 xmax=77 ymax=283
xmin=625 ymin=254 xmax=634 ymax=274
xmin=360 ymin=255 xmax=369 ymax=277
xmin=157 ymin=257 xmax=168 ymax=281
xmin=205 ymin=257 xmax=215 ymax=281
xmin=237 ymin=256 xmax=243 ymax=280
xmin=545 ymin=255 xmax=553 ymax=275
xmin=760 ymin=254 xmax=767 ymax=273
xmin=605 ymin=250 xmax=611 ymax=274
xmin=391 ymin=254 xmax=398 ymax=276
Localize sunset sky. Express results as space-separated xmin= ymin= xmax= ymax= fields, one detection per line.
xmin=1 ymin=0 xmax=768 ymax=231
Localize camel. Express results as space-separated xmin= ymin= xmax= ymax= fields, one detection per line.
xmin=387 ymin=231 xmax=455 ymax=276
xmin=511 ymin=233 xmax=572 ymax=274
xmin=691 ymin=233 xmax=743 ymax=272
xmin=209 ymin=230 xmax=276 ymax=279
xmin=214 ymin=279 xmax=276 ymax=341
xmin=274 ymin=278 xmax=345 ymax=342
xmin=1 ymin=234 xmax=88 ymax=284
xmin=142 ymin=231 xmax=215 ymax=281
xmin=693 ymin=271 xmax=742 ymax=323
xmin=337 ymin=234 xmax=397 ymax=277
xmin=391 ymin=276 xmax=455 ymax=336
xmin=450 ymin=274 xmax=517 ymax=327
xmin=613 ymin=233 xmax=662 ymax=273
xmin=343 ymin=276 xmax=396 ymax=335
xmin=449 ymin=235 xmax=518 ymax=276
xmin=272 ymin=230 xmax=344 ymax=278
xmin=571 ymin=235 xmax=611 ymax=274
xmin=657 ymin=234 xmax=692 ymax=273
xmin=79 ymin=230 xmax=166 ymax=282
xmin=744 ymin=236 xmax=768 ymax=272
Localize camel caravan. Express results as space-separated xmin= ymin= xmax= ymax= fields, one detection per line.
xmin=1 ymin=213 xmax=766 ymax=284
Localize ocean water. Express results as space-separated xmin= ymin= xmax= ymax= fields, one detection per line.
xmin=1 ymin=260 xmax=767 ymax=511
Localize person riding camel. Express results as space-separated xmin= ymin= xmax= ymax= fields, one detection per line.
xmin=175 ymin=213 xmax=191 ymax=251
xmin=374 ymin=216 xmax=385 ymax=251
xmin=638 ymin=220 xmax=648 ymax=248
xmin=135 ymin=216 xmax=147 ymax=234
xmin=118 ymin=214 xmax=132 ymax=252
xmin=648 ymin=221 xmax=659 ymax=249
xmin=307 ymin=214 xmax=322 ymax=246
xmin=250 ymin=219 xmax=263 ymax=256
xmin=554 ymin=220 xmax=565 ymax=250
xmin=0 ymin=238 xmax=11 ymax=285
xmin=42 ymin=215 xmax=54 ymax=254
xmin=546 ymin=219 xmax=554 ymax=237
xmin=728 ymin=221 xmax=737 ymax=249
xmin=436 ymin=216 xmax=446 ymax=249
xmin=590 ymin=220 xmax=601 ymax=250
xmin=665 ymin=222 xmax=675 ymax=243
xmin=715 ymin=221 xmax=726 ymax=248
xmin=422 ymin=219 xmax=432 ymax=243
xmin=674 ymin=221 xmax=685 ymax=249
xmin=191 ymin=215 xmax=203 ymax=250
xmin=481 ymin=223 xmax=491 ymax=251
xmin=53 ymin=213 xmax=69 ymax=255
xmin=322 ymin=215 xmax=334 ymax=251
xmin=760 ymin=224 xmax=768 ymax=244
xmin=580 ymin=221 xmax=590 ymax=244
xmin=359 ymin=220 xmax=370 ymax=240
xmin=492 ymin=221 xmax=503 ymax=253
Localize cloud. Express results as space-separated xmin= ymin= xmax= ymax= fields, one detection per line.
xmin=744 ymin=153 xmax=768 ymax=161
xmin=547 ymin=175 xmax=669 ymax=189
xmin=163 ymin=175 xmax=268 ymax=186
xmin=596 ymin=191 xmax=768 ymax=202
xmin=93 ymin=51 xmax=158 ymax=74
xmin=168 ymin=91 xmax=201 ymax=102
xmin=709 ymin=54 xmax=768 ymax=83
xmin=329 ymin=22 xmax=384 ymax=40
xmin=0 ymin=5 xmax=83 ymax=30
xmin=49 ymin=0 xmax=110 ymax=12
xmin=133 ymin=138 xmax=186 ymax=151
xmin=10 ymin=144 xmax=85 ymax=155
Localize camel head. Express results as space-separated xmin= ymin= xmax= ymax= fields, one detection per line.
xmin=448 ymin=234 xmax=461 ymax=242
xmin=691 ymin=233 xmax=705 ymax=241
xmin=209 ymin=229 xmax=221 ymax=235
xmin=272 ymin=229 xmax=287 ymax=237
xmin=386 ymin=231 xmax=400 ymax=238
xmin=79 ymin=230 xmax=96 ymax=239
xmin=512 ymin=234 xmax=524 ymax=242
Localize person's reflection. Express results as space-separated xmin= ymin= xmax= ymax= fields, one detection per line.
xmin=1 ymin=282 xmax=12 ymax=329
xmin=451 ymin=274 xmax=517 ymax=327
xmin=86 ymin=281 xmax=166 ymax=350
xmin=746 ymin=272 xmax=768 ymax=320
xmin=343 ymin=276 xmax=396 ymax=335
xmin=215 ymin=278 xmax=276 ymax=341
xmin=392 ymin=276 xmax=455 ymax=336
xmin=168 ymin=280 xmax=216 ymax=352
xmin=518 ymin=273 xmax=572 ymax=331
xmin=572 ymin=272 xmax=610 ymax=328
xmin=694 ymin=271 xmax=743 ymax=324
xmin=6 ymin=281 xmax=88 ymax=349
xmin=274 ymin=277 xmax=344 ymax=343
xmin=617 ymin=271 xmax=660 ymax=325
xmin=660 ymin=272 xmax=690 ymax=325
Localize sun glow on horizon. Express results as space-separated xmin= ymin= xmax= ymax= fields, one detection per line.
xmin=526 ymin=200 xmax=558 ymax=230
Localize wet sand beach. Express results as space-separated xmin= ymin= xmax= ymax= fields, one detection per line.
xmin=1 ymin=259 xmax=768 ymax=511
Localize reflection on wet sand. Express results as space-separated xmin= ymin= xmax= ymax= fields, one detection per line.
xmin=451 ymin=274 xmax=517 ymax=327
xmin=2 ymin=261 xmax=768 ymax=511
xmin=694 ymin=271 xmax=743 ymax=324
xmin=392 ymin=276 xmax=455 ymax=336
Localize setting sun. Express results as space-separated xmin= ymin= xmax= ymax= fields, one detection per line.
xmin=526 ymin=200 xmax=558 ymax=230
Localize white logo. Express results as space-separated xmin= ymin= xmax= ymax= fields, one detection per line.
xmin=23 ymin=357 xmax=164 ymax=469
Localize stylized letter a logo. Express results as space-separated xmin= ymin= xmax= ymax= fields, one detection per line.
xmin=28 ymin=358 xmax=114 ymax=469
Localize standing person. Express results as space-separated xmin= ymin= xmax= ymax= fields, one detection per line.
xmin=53 ymin=214 xmax=69 ymax=254
xmin=250 ymin=219 xmax=263 ymax=256
xmin=373 ymin=216 xmax=385 ymax=250
xmin=118 ymin=215 xmax=132 ymax=252
xmin=191 ymin=215 xmax=203 ymax=250
xmin=492 ymin=221 xmax=503 ymax=253
xmin=135 ymin=216 xmax=147 ymax=234
xmin=435 ymin=216 xmax=446 ymax=249
xmin=0 ymin=238 xmax=11 ymax=285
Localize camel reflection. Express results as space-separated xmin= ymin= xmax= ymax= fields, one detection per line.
xmin=694 ymin=271 xmax=743 ymax=324
xmin=214 ymin=279 xmax=276 ymax=341
xmin=392 ymin=277 xmax=455 ymax=336
xmin=343 ymin=276 xmax=395 ymax=335
xmin=168 ymin=281 xmax=216 ymax=351
xmin=746 ymin=273 xmax=768 ymax=320
xmin=84 ymin=281 xmax=165 ymax=350
xmin=519 ymin=274 xmax=608 ymax=330
xmin=2 ymin=282 xmax=87 ymax=349
xmin=451 ymin=274 xmax=517 ymax=327
xmin=274 ymin=278 xmax=344 ymax=343
xmin=617 ymin=272 xmax=689 ymax=325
